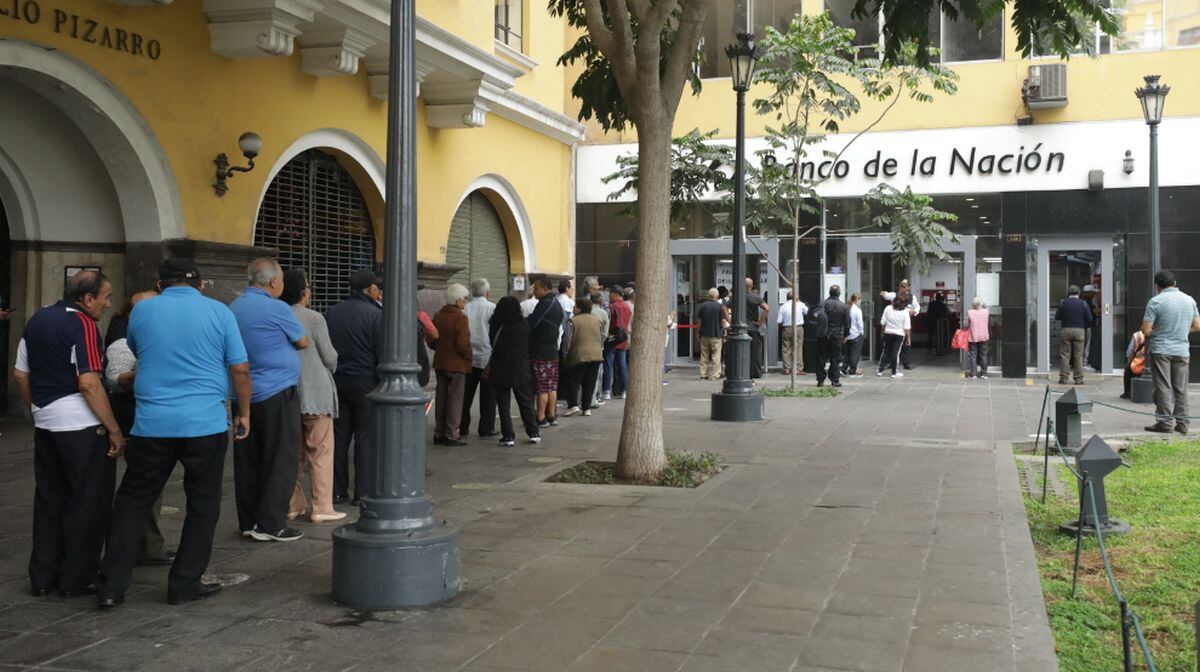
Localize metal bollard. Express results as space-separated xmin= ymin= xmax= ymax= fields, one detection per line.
xmin=1060 ymin=435 xmax=1131 ymax=536
xmin=1055 ymin=388 xmax=1092 ymax=456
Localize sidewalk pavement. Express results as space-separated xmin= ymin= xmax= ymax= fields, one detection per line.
xmin=0 ymin=364 xmax=1158 ymax=671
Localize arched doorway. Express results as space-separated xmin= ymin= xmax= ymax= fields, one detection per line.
xmin=254 ymin=149 xmax=377 ymax=313
xmin=447 ymin=191 xmax=511 ymax=295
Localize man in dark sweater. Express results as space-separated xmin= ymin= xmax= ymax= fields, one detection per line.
xmin=527 ymin=278 xmax=565 ymax=427
xmin=326 ymin=269 xmax=383 ymax=504
xmin=697 ymin=288 xmax=726 ymax=380
xmin=1054 ymin=285 xmax=1091 ymax=385
xmin=818 ymin=286 xmax=849 ymax=387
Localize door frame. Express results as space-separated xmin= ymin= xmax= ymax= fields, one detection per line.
xmin=1036 ymin=237 xmax=1114 ymax=374
xmin=668 ymin=237 xmax=781 ymax=367
xmin=847 ymin=235 xmax=977 ymax=362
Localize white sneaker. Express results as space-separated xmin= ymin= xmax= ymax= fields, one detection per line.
xmin=979 ymin=375 xmax=989 ymax=380
xmin=499 ymin=438 xmax=515 ymax=447
xmin=875 ymin=371 xmax=884 ymax=377
xmin=594 ymin=399 xmax=606 ymax=407
xmin=891 ymin=372 xmax=904 ymax=379
xmin=617 ymin=393 xmax=626 ymax=400
xmin=563 ymin=406 xmax=582 ymax=417
xmin=582 ymin=410 xmax=591 ymax=417
xmin=528 ymin=436 xmax=542 ymax=445
xmin=603 ymin=392 xmax=612 ymax=400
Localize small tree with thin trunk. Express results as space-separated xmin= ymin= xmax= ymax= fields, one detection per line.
xmin=744 ymin=16 xmax=958 ymax=388
xmin=552 ymin=0 xmax=1117 ymax=481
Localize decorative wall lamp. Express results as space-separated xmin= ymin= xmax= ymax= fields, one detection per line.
xmin=1123 ymin=150 xmax=1134 ymax=175
xmin=213 ymin=132 xmax=263 ymax=196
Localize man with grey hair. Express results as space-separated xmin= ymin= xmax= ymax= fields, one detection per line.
xmin=230 ymin=258 xmax=309 ymax=542
xmin=697 ymin=288 xmax=726 ymax=380
xmin=460 ymin=278 xmax=497 ymax=438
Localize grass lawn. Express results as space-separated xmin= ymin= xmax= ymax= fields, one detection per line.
xmin=1023 ymin=438 xmax=1200 ymax=671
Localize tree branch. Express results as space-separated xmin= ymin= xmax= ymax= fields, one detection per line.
xmin=661 ymin=0 xmax=707 ymax=113
xmin=581 ymin=0 xmax=639 ymax=94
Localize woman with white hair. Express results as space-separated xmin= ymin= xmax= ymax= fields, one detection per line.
xmin=965 ymin=296 xmax=990 ymax=380
xmin=432 ymin=283 xmax=473 ymax=445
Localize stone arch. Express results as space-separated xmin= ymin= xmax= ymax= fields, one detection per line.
xmin=253 ymin=128 xmax=386 ymax=248
xmin=0 ymin=38 xmax=184 ymax=242
xmin=452 ymin=174 xmax=536 ymax=273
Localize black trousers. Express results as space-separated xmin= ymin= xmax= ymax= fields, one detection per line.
xmin=111 ymin=393 xmax=167 ymax=562
xmin=460 ymin=366 xmax=497 ymax=436
xmin=879 ymin=334 xmax=905 ymax=374
xmin=843 ymin=337 xmax=863 ymax=374
xmin=30 ymin=427 xmax=115 ymax=593
xmin=816 ymin=336 xmax=842 ymax=384
xmin=749 ymin=330 xmax=765 ymax=378
xmin=493 ymin=381 xmax=540 ymax=441
xmin=901 ymin=340 xmax=913 ymax=368
xmin=235 ymin=387 xmax=301 ymax=534
xmin=564 ymin=362 xmax=601 ymax=411
xmin=333 ymin=377 xmax=374 ymax=501
xmin=98 ymin=432 xmax=227 ymax=599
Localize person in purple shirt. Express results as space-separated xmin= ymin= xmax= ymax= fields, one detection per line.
xmin=229 ymin=259 xmax=309 ymax=543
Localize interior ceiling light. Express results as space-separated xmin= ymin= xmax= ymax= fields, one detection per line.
xmin=965 ymin=197 xmax=976 ymax=202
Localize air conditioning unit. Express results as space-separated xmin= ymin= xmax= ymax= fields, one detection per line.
xmin=1025 ymin=63 xmax=1067 ymax=109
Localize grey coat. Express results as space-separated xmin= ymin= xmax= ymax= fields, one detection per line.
xmin=292 ymin=305 xmax=339 ymax=417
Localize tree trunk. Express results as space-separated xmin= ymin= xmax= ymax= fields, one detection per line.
xmin=790 ymin=226 xmax=799 ymax=391
xmin=616 ymin=119 xmax=671 ymax=482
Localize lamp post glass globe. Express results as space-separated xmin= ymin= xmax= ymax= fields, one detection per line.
xmin=725 ymin=33 xmax=761 ymax=92
xmin=1135 ymin=75 xmax=1169 ymax=125
xmin=238 ymin=132 xmax=263 ymax=159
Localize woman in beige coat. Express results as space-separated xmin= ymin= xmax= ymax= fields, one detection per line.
xmin=562 ymin=297 xmax=604 ymax=417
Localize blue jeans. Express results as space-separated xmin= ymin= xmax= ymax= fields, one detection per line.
xmin=604 ymin=346 xmax=628 ymax=394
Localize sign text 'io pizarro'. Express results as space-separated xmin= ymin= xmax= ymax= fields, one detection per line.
xmin=0 ymin=1 xmax=163 ymax=60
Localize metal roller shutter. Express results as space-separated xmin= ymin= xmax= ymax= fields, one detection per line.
xmin=254 ymin=150 xmax=376 ymax=313
xmin=447 ymin=192 xmax=510 ymax=295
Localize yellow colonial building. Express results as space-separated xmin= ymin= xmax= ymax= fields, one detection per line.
xmin=575 ymin=0 xmax=1200 ymax=380
xmin=0 ymin=0 xmax=584 ymax=409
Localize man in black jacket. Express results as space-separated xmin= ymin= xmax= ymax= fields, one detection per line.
xmin=326 ymin=269 xmax=383 ymax=504
xmin=818 ymin=286 xmax=849 ymax=388
xmin=1055 ymin=285 xmax=1091 ymax=385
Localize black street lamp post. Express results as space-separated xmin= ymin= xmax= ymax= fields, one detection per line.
xmin=331 ymin=0 xmax=459 ymax=609
xmin=712 ymin=32 xmax=765 ymax=423
xmin=1135 ymin=75 xmax=1169 ymax=286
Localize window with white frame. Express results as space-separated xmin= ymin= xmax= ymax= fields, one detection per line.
xmin=1030 ymin=0 xmax=1198 ymax=55
xmin=825 ymin=1 xmax=1003 ymax=62
xmin=824 ymin=0 xmax=882 ymax=57
xmin=495 ymin=0 xmax=523 ymax=51
xmin=698 ymin=0 xmax=803 ymax=78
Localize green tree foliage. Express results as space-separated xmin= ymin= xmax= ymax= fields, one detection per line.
xmin=602 ymin=128 xmax=732 ymax=224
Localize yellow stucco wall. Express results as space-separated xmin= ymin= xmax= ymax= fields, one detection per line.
xmin=0 ymin=0 xmax=576 ymax=274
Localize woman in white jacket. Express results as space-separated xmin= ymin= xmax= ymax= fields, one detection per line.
xmin=876 ymin=296 xmax=912 ymax=379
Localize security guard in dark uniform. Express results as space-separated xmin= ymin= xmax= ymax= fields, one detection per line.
xmin=11 ymin=270 xmax=124 ymax=597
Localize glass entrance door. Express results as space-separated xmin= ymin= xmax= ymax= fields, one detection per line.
xmin=1036 ymin=238 xmax=1114 ymax=374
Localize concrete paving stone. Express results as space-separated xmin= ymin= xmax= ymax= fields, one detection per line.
xmin=564 ymin=572 xmax=665 ymax=602
xmin=482 ymin=535 xmax=568 ymax=555
xmin=564 ymin=646 xmax=689 ymax=672
xmin=520 ymin=553 xmax=610 ymax=579
xmin=396 ymin=606 xmax=524 ymax=637
xmin=691 ymin=627 xmax=804 ymax=670
xmin=926 ymin=547 xmax=1008 ymax=571
xmin=599 ymin=608 xmax=716 ymax=653
xmin=381 ymin=629 xmax=512 ymax=668
xmin=620 ymin=543 xmax=705 ymax=564
xmin=922 ymin=562 xmax=1006 ymax=585
xmin=550 ymin=536 xmax=640 ymax=558
xmin=459 ymin=562 xmax=515 ymax=592
xmin=651 ymin=571 xmax=752 ymax=604
xmin=834 ymin=573 xmax=922 ymax=599
xmin=914 ymin=598 xmax=1014 ymax=628
xmin=0 ymin=604 xmax=80 ymax=632
xmin=850 ymin=544 xmax=929 ymax=564
xmin=45 ymin=637 xmax=169 ymax=670
xmin=825 ymin=592 xmax=919 ymax=620
xmin=844 ymin=556 xmax=927 ymax=580
xmin=676 ymin=653 xmax=748 ymax=671
xmin=467 ymin=626 xmax=605 ymax=672
xmin=461 ymin=549 xmax=540 ymax=571
xmin=233 ymin=651 xmax=362 ymax=672
xmin=598 ymin=558 xmax=683 ymax=579
xmin=797 ymin=635 xmax=906 ymax=672
xmin=717 ymin=605 xmax=819 ymax=637
xmin=542 ymin=593 xmax=641 ymax=621
xmin=901 ymin=644 xmax=1015 ymax=672
xmin=811 ymin=612 xmax=914 ymax=646
xmin=737 ymin=580 xmax=831 ymax=612
xmin=41 ymin=607 xmax=165 ymax=639
xmin=909 ymin=618 xmax=1013 ymax=653
xmin=920 ymin=579 xmax=1010 ymax=606
xmin=0 ymin=631 xmax=80 ymax=667
xmin=131 ymin=643 xmax=268 ymax=672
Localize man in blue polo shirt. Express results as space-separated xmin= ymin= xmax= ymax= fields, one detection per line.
xmin=1142 ymin=270 xmax=1200 ymax=435
xmin=230 ymin=258 xmax=309 ymax=543
xmin=96 ymin=259 xmax=251 ymax=608
xmin=12 ymin=270 xmax=122 ymax=599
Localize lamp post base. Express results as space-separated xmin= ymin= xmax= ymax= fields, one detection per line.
xmin=331 ymin=522 xmax=459 ymax=609
xmin=711 ymin=391 xmax=765 ymax=422
xmin=1058 ymin=518 xmax=1131 ymax=537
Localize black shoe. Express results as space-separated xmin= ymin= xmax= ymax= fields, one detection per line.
xmin=816 ymin=380 xmax=824 ymax=387
xmin=433 ymin=436 xmax=446 ymax=445
xmin=168 ymin=582 xmax=222 ymax=606
xmin=537 ymin=420 xmax=550 ymax=429
xmin=479 ymin=431 xmax=499 ymax=438
xmin=547 ymin=417 xmax=559 ymax=427
xmin=903 ymin=365 xmax=913 ymax=370
xmin=31 ymin=586 xmax=55 ymax=598
xmin=248 ymin=526 xmax=304 ymax=542
xmin=1119 ymin=393 xmax=1131 ymax=400
xmin=1175 ymin=425 xmax=1189 ymax=436
xmin=96 ymin=592 xmax=125 ymax=609
xmin=444 ymin=438 xmax=467 ymax=447
xmin=137 ymin=551 xmax=176 ymax=567
xmin=832 ymin=382 xmax=843 ymax=388
xmin=1144 ymin=424 xmax=1174 ymax=434
xmin=333 ymin=494 xmax=348 ymax=505
xmin=60 ymin=585 xmax=97 ymax=599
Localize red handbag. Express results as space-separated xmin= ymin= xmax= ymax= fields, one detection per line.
xmin=951 ymin=328 xmax=970 ymax=351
